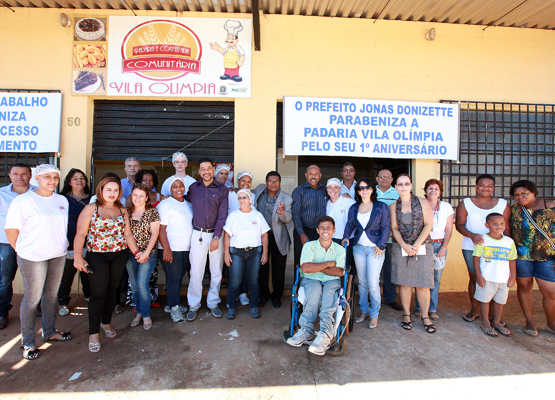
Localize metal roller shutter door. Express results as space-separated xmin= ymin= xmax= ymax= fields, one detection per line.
xmin=92 ymin=100 xmax=234 ymax=163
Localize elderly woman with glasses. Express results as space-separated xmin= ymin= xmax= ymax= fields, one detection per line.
xmin=223 ymin=189 xmax=269 ymax=320
xmin=5 ymin=165 xmax=73 ymax=360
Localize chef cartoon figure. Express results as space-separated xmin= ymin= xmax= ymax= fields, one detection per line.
xmin=209 ymin=20 xmax=246 ymax=82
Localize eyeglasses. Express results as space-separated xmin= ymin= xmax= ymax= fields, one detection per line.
xmin=267 ymin=180 xmax=280 ymax=184
xmin=358 ymin=186 xmax=371 ymax=191
xmin=378 ymin=176 xmax=392 ymax=179
xmin=396 ymin=182 xmax=411 ymax=187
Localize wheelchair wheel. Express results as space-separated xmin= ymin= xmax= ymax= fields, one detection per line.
xmin=281 ymin=325 xmax=292 ymax=344
xmin=326 ymin=338 xmax=347 ymax=357
xmin=347 ymin=274 xmax=356 ymax=334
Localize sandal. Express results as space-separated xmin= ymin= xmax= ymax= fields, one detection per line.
xmin=20 ymin=346 xmax=40 ymax=360
xmin=489 ymin=318 xmax=506 ymax=328
xmin=401 ymin=314 xmax=412 ymax=330
xmin=101 ymin=324 xmax=117 ymax=339
xmin=89 ymin=341 xmax=101 ymax=353
xmin=493 ymin=325 xmax=512 ymax=336
xmin=422 ymin=316 xmax=436 ymax=334
xmin=44 ymin=331 xmax=72 ymax=342
xmin=481 ymin=325 xmax=498 ymax=337
xmin=463 ymin=313 xmax=478 ymax=322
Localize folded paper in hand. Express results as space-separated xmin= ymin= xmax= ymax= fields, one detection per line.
xmin=402 ymin=246 xmax=426 ymax=257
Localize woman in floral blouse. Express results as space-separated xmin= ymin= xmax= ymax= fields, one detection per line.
xmin=74 ymin=177 xmax=139 ymax=353
xmin=126 ymin=185 xmax=160 ymax=331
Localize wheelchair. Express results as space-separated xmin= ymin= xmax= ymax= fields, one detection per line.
xmin=280 ymin=245 xmax=356 ymax=357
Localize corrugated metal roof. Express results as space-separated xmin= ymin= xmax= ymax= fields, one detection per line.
xmin=3 ymin=0 xmax=555 ymax=30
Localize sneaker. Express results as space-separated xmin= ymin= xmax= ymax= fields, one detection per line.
xmin=165 ymin=305 xmax=188 ymax=314
xmin=239 ymin=293 xmax=249 ymax=306
xmin=211 ymin=307 xmax=222 ymax=318
xmin=308 ymin=331 xmax=331 ymax=356
xmin=249 ymin=307 xmax=261 ymax=319
xmin=170 ymin=305 xmax=184 ymax=323
xmin=286 ymin=328 xmax=315 ymax=347
xmin=226 ymin=308 xmax=236 ymax=320
xmin=187 ymin=309 xmax=197 ymax=322
xmin=58 ymin=306 xmax=69 ymax=316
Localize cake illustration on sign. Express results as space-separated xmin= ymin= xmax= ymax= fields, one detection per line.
xmin=75 ymin=18 xmax=105 ymax=41
xmin=121 ymin=20 xmax=202 ymax=81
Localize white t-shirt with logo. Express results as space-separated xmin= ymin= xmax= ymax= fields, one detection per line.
xmin=5 ymin=191 xmax=69 ymax=261
xmin=156 ymin=197 xmax=193 ymax=251
xmin=472 ymin=234 xmax=517 ymax=283
xmin=326 ymin=196 xmax=356 ymax=239
xmin=430 ymin=201 xmax=455 ymax=240
xmin=224 ymin=209 xmax=270 ymax=248
xmin=160 ymin=175 xmax=196 ymax=197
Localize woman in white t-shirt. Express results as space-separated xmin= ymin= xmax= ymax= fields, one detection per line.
xmin=5 ymin=164 xmax=72 ymax=360
xmin=455 ymin=174 xmax=511 ymax=323
xmin=414 ymin=179 xmax=454 ymax=321
xmin=157 ymin=177 xmax=193 ymax=323
xmin=223 ymin=189 xmax=270 ymax=320
xmin=326 ymin=177 xmax=355 ymax=271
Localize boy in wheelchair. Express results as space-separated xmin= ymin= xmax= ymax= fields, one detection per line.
xmin=287 ymin=216 xmax=346 ymax=355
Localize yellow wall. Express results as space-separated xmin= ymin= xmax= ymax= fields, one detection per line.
xmin=2 ymin=8 xmax=555 ymax=293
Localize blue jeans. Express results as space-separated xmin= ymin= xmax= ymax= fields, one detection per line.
xmin=416 ymin=242 xmax=446 ymax=312
xmin=0 ymin=243 xmax=18 ymax=317
xmin=353 ymin=244 xmax=385 ymax=318
xmin=226 ymin=246 xmax=262 ymax=309
xmin=18 ymin=255 xmax=65 ymax=348
xmin=159 ymin=250 xmax=190 ymax=308
xmin=299 ymin=277 xmax=341 ymax=336
xmin=126 ymin=252 xmax=157 ymax=317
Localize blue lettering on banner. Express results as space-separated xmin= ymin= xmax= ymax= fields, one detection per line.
xmin=0 ymin=140 xmax=38 ymax=151
xmin=0 ymin=97 xmax=47 ymax=107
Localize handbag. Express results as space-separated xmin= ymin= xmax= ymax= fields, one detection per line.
xmin=521 ymin=205 xmax=555 ymax=252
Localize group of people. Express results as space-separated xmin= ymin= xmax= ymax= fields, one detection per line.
xmin=0 ymin=156 xmax=553 ymax=359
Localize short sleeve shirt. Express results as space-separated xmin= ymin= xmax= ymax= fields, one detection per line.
xmin=130 ymin=208 xmax=160 ymax=254
xmin=224 ymin=209 xmax=270 ymax=248
xmin=300 ymin=240 xmax=345 ymax=283
xmin=473 ymin=234 xmax=517 ymax=283
xmin=156 ymin=197 xmax=193 ymax=251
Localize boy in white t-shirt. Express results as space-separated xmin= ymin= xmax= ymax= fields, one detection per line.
xmin=473 ymin=213 xmax=516 ymax=337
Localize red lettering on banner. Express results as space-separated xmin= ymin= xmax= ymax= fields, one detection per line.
xmin=132 ymin=45 xmax=192 ymax=57
xmin=122 ymin=57 xmax=201 ymax=74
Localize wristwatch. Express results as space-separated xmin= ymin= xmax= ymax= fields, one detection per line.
xmin=213 ymin=235 xmax=220 ymax=240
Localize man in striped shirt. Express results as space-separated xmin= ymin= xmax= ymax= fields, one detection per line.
xmin=292 ymin=165 xmax=328 ymax=266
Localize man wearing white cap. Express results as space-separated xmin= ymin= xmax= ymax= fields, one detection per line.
xmin=0 ymin=163 xmax=36 ymax=330
xmin=209 ymin=20 xmax=246 ymax=83
xmin=161 ymin=152 xmax=196 ymax=197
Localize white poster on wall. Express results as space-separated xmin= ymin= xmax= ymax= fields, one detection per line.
xmin=107 ymin=16 xmax=252 ymax=98
xmin=284 ymin=97 xmax=460 ymax=160
xmin=0 ymin=93 xmax=62 ymax=153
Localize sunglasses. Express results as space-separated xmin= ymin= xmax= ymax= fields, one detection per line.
xmin=358 ymin=186 xmax=372 ymax=191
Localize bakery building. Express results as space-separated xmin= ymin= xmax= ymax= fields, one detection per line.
xmin=1 ymin=2 xmax=555 ymax=293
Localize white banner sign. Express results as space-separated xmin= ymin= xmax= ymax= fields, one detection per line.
xmin=284 ymin=97 xmax=460 ymax=160
xmin=0 ymin=93 xmax=62 ymax=153
xmin=107 ymin=17 xmax=252 ymax=98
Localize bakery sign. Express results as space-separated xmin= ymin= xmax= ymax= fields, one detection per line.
xmin=107 ymin=16 xmax=252 ymax=98
xmin=0 ymin=93 xmax=62 ymax=153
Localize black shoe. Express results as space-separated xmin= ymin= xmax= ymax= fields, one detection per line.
xmin=0 ymin=315 xmax=7 ymax=330
xmin=387 ymin=301 xmax=403 ymax=311
xmin=258 ymin=298 xmax=268 ymax=308
xmin=272 ymin=298 xmax=282 ymax=308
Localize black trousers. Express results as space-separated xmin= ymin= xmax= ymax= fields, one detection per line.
xmin=86 ymin=250 xmax=128 ymax=335
xmin=259 ymin=232 xmax=288 ymax=301
xmin=293 ymin=227 xmax=320 ymax=267
xmin=57 ymin=257 xmax=91 ymax=306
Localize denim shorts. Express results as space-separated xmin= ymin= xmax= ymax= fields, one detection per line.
xmin=462 ymin=249 xmax=475 ymax=274
xmin=515 ymin=258 xmax=555 ymax=282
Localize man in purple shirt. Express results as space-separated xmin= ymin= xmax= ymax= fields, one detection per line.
xmin=185 ymin=158 xmax=229 ymax=321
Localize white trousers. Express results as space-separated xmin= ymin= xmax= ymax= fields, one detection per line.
xmin=188 ymin=230 xmax=224 ymax=310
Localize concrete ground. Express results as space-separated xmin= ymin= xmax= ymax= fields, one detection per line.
xmin=0 ymin=290 xmax=554 ymax=400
